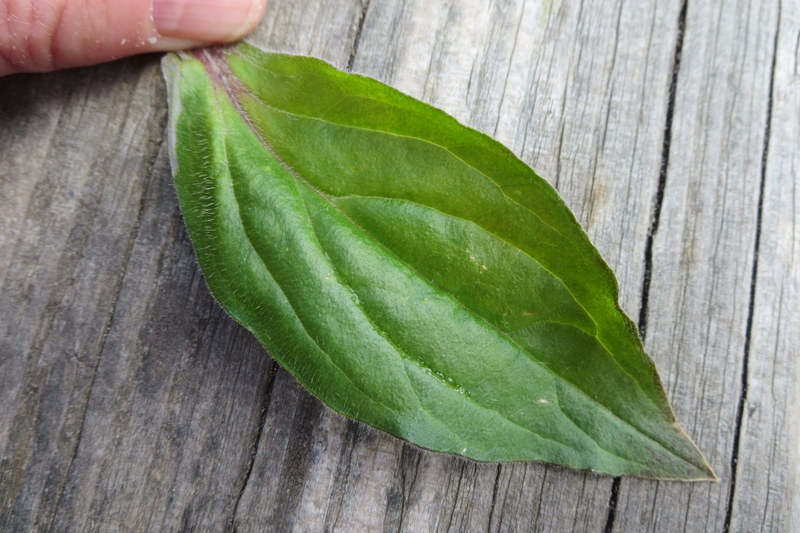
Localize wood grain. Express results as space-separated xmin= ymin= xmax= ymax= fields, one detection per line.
xmin=729 ymin=4 xmax=800 ymax=531
xmin=1 ymin=0 xmax=796 ymax=531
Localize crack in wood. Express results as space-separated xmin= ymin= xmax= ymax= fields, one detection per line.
xmin=348 ymin=0 xmax=372 ymax=72
xmin=637 ymin=0 xmax=688 ymax=342
xmin=228 ymin=360 xmax=280 ymax=531
xmin=603 ymin=477 xmax=621 ymax=533
xmin=604 ymin=0 xmax=689 ymax=531
xmin=722 ymin=2 xmax=781 ymax=531
xmin=485 ymin=464 xmax=502 ymax=533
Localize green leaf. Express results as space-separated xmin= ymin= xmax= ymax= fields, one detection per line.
xmin=162 ymin=42 xmax=715 ymax=480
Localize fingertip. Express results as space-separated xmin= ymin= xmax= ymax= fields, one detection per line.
xmin=153 ymin=0 xmax=267 ymax=44
xmin=0 ymin=0 xmax=267 ymax=75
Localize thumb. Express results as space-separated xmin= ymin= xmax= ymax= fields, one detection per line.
xmin=0 ymin=0 xmax=267 ymax=76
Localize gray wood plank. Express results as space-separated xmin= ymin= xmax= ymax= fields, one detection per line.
xmin=0 ymin=59 xmax=174 ymax=530
xmin=730 ymin=4 xmax=800 ymax=531
xmin=612 ymin=0 xmax=786 ymax=531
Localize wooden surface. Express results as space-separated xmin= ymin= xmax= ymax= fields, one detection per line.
xmin=1 ymin=0 xmax=797 ymax=531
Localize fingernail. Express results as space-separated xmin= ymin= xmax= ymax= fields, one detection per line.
xmin=153 ymin=0 xmax=264 ymax=43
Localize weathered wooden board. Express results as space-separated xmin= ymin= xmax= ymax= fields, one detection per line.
xmin=613 ymin=1 xmax=793 ymax=531
xmin=1 ymin=0 xmax=796 ymax=531
xmin=729 ymin=4 xmax=800 ymax=531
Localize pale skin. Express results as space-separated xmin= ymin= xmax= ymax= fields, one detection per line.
xmin=0 ymin=0 xmax=268 ymax=76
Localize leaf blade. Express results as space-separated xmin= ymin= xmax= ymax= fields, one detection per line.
xmin=163 ymin=43 xmax=715 ymax=480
